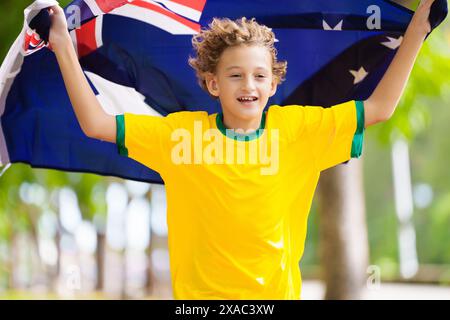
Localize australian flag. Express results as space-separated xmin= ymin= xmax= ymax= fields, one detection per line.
xmin=0 ymin=0 xmax=447 ymax=183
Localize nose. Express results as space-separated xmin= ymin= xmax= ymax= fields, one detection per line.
xmin=242 ymin=76 xmax=256 ymax=91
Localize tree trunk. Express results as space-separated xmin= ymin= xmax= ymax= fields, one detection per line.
xmin=120 ymin=248 xmax=128 ymax=300
xmin=48 ymin=188 xmax=61 ymax=292
xmin=120 ymin=196 xmax=131 ymax=300
xmin=26 ymin=206 xmax=45 ymax=287
xmin=316 ymin=159 xmax=369 ymax=300
xmin=52 ymin=223 xmax=61 ymax=291
xmin=145 ymin=246 xmax=155 ymax=297
xmin=95 ymin=231 xmax=105 ymax=291
xmin=7 ymin=232 xmax=16 ymax=290
xmin=145 ymin=189 xmax=155 ymax=296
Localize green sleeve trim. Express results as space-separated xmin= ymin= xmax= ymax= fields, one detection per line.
xmin=116 ymin=114 xmax=128 ymax=156
xmin=351 ymin=100 xmax=365 ymax=158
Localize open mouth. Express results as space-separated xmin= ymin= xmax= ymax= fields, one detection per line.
xmin=237 ymin=96 xmax=258 ymax=103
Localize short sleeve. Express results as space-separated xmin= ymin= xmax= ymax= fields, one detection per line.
xmin=116 ymin=113 xmax=173 ymax=173
xmin=305 ymin=100 xmax=365 ymax=171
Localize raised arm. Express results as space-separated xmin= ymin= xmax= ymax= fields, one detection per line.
xmin=49 ymin=5 xmax=116 ymax=143
xmin=364 ymin=0 xmax=435 ymax=127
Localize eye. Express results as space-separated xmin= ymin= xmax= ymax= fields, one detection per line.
xmin=230 ymin=74 xmax=241 ymax=78
xmin=256 ymin=74 xmax=266 ymax=78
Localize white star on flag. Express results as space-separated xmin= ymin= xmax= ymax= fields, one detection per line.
xmin=349 ymin=67 xmax=368 ymax=84
xmin=381 ymin=36 xmax=403 ymax=50
xmin=322 ymin=19 xmax=343 ymax=31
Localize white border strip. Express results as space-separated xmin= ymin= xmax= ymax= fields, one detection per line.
xmin=0 ymin=163 xmax=11 ymax=178
xmin=111 ymin=4 xmax=198 ymax=35
xmin=85 ymin=71 xmax=162 ymax=117
xmin=83 ymin=0 xmax=103 ymax=16
xmin=0 ymin=29 xmax=23 ymax=167
xmin=95 ymin=14 xmax=104 ymax=48
xmin=69 ymin=29 xmax=79 ymax=56
xmin=0 ymin=37 xmax=23 ymax=116
xmin=151 ymin=0 xmax=202 ymax=22
xmin=0 ymin=121 xmax=10 ymax=166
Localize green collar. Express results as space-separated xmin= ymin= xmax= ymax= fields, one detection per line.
xmin=216 ymin=112 xmax=266 ymax=141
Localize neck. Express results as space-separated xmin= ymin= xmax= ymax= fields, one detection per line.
xmin=222 ymin=112 xmax=263 ymax=133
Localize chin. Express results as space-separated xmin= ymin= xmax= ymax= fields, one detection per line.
xmin=235 ymin=105 xmax=263 ymax=119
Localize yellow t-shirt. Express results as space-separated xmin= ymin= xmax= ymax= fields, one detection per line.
xmin=116 ymin=100 xmax=365 ymax=299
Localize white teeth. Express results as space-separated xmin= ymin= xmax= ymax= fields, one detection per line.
xmin=238 ymin=97 xmax=257 ymax=102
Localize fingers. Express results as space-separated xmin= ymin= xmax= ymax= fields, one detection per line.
xmin=48 ymin=5 xmax=63 ymax=15
xmin=420 ymin=0 xmax=436 ymax=9
xmin=416 ymin=0 xmax=435 ymax=15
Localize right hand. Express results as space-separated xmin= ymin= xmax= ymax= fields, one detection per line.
xmin=48 ymin=5 xmax=71 ymax=51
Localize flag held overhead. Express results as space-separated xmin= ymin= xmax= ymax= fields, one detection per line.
xmin=0 ymin=0 xmax=447 ymax=183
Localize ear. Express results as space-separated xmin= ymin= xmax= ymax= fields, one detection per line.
xmin=205 ymin=72 xmax=220 ymax=97
xmin=269 ymin=77 xmax=278 ymax=97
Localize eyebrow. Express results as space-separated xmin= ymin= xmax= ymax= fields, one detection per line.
xmin=225 ymin=66 xmax=270 ymax=72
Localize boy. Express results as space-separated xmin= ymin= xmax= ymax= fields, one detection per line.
xmin=48 ymin=0 xmax=436 ymax=299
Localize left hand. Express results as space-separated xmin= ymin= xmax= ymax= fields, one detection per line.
xmin=410 ymin=0 xmax=436 ymax=37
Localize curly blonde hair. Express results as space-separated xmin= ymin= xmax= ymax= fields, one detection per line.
xmin=188 ymin=17 xmax=287 ymax=98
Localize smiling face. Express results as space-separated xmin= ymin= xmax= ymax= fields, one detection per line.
xmin=205 ymin=44 xmax=278 ymax=131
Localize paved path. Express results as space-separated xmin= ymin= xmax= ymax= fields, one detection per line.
xmin=301 ymin=280 xmax=450 ymax=300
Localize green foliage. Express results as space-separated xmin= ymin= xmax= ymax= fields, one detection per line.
xmin=415 ymin=192 xmax=450 ymax=263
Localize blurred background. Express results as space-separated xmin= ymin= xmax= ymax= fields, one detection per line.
xmin=0 ymin=0 xmax=449 ymax=299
